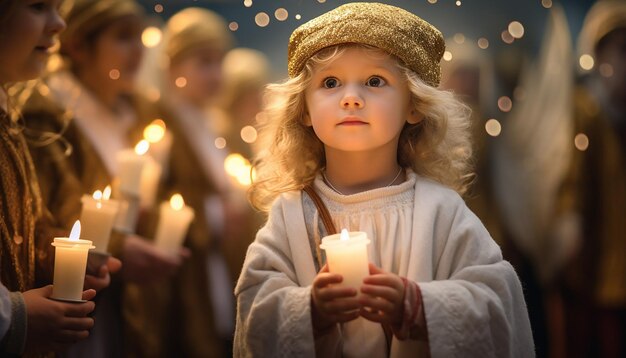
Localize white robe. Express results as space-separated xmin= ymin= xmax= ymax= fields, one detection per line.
xmin=235 ymin=172 xmax=534 ymax=357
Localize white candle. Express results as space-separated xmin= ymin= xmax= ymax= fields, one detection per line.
xmin=154 ymin=194 xmax=195 ymax=252
xmin=139 ymin=156 xmax=162 ymax=209
xmin=51 ymin=221 xmax=95 ymax=301
xmin=320 ymin=229 xmax=370 ymax=291
xmin=116 ymin=140 xmax=150 ymax=196
xmin=143 ymin=119 xmax=173 ymax=172
xmin=79 ymin=186 xmax=119 ymax=253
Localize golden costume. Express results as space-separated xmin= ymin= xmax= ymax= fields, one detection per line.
xmin=0 ymin=111 xmax=43 ymax=293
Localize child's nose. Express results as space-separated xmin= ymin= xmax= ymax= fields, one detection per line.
xmin=48 ymin=9 xmax=67 ymax=34
xmin=340 ymin=87 xmax=364 ymax=109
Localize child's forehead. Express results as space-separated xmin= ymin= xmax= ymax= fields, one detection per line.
xmin=311 ymin=45 xmax=400 ymax=72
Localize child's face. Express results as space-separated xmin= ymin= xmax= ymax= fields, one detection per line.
xmin=304 ymin=46 xmax=418 ymax=154
xmin=77 ymin=15 xmax=145 ymax=94
xmin=0 ymin=0 xmax=65 ymax=84
xmin=169 ymin=45 xmax=225 ymax=106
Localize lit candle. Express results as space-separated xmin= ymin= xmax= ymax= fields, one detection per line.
xmin=154 ymin=194 xmax=195 ymax=253
xmin=143 ymin=119 xmax=173 ymax=173
xmin=320 ymin=229 xmax=370 ymax=292
xmin=51 ymin=221 xmax=95 ymax=301
xmin=116 ymin=140 xmax=150 ymax=196
xmin=113 ymin=141 xmax=149 ymax=233
xmin=79 ymin=186 xmax=119 ymax=253
xmin=139 ymin=156 xmax=162 ymax=209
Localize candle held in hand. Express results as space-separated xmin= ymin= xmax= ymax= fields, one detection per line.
xmin=79 ymin=186 xmax=119 ymax=253
xmin=51 ymin=220 xmax=95 ymax=301
xmin=320 ymin=229 xmax=371 ymax=292
xmin=154 ymin=194 xmax=195 ymax=253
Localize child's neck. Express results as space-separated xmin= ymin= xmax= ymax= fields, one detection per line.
xmin=324 ymin=151 xmax=403 ymax=195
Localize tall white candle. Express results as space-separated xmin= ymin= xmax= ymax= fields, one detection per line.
xmin=51 ymin=221 xmax=95 ymax=301
xmin=79 ymin=186 xmax=119 ymax=253
xmin=116 ymin=140 xmax=150 ymax=196
xmin=320 ymin=229 xmax=370 ymax=291
xmin=143 ymin=119 xmax=173 ymax=173
xmin=139 ymin=156 xmax=162 ymax=209
xmin=154 ymin=194 xmax=195 ymax=253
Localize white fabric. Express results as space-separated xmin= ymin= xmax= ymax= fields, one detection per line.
xmin=0 ymin=283 xmax=10 ymax=339
xmin=235 ymin=171 xmax=534 ymax=357
xmin=46 ymin=70 xmax=136 ymax=176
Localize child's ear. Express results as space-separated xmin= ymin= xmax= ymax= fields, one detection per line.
xmin=407 ymin=109 xmax=423 ymax=124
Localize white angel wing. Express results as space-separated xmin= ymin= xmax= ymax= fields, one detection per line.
xmin=492 ymin=4 xmax=574 ymax=281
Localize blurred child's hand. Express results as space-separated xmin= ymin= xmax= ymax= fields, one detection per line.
xmin=120 ymin=234 xmax=188 ymax=283
xmin=311 ymin=264 xmax=360 ymax=333
xmin=84 ymin=256 xmax=122 ymax=292
xmin=358 ymin=263 xmax=405 ymax=326
xmin=22 ymin=285 xmax=96 ymax=353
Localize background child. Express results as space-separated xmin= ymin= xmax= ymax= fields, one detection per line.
xmin=136 ymin=7 xmax=240 ymax=356
xmin=0 ymin=0 xmax=96 ymax=355
xmin=235 ymin=2 xmax=533 ymax=357
xmin=20 ymin=0 xmax=185 ymax=356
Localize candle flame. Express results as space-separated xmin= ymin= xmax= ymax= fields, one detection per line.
xmin=93 ymin=190 xmax=103 ymax=200
xmin=143 ymin=119 xmax=166 ymax=143
xmin=103 ymin=185 xmax=112 ymax=200
xmin=170 ymin=193 xmax=185 ymax=211
xmin=69 ymin=220 xmax=81 ymax=241
xmin=134 ymin=140 xmax=150 ymax=155
xmin=224 ymin=153 xmax=253 ymax=186
xmin=340 ymin=228 xmax=350 ymax=241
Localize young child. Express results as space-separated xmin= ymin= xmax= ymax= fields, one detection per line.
xmin=235 ymin=3 xmax=534 ymax=357
xmin=0 ymin=0 xmax=97 ymax=355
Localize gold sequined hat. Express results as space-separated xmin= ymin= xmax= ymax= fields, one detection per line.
xmin=288 ymin=2 xmax=445 ymax=86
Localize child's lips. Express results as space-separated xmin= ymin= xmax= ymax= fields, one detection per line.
xmin=339 ymin=116 xmax=368 ymax=125
xmin=34 ymin=45 xmax=52 ymax=54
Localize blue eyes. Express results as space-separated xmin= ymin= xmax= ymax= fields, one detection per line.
xmin=321 ymin=76 xmax=386 ymax=88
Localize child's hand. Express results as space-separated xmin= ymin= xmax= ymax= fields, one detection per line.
xmin=120 ymin=235 xmax=188 ymax=283
xmin=84 ymin=256 xmax=122 ymax=292
xmin=358 ymin=263 xmax=405 ymax=326
xmin=311 ymin=264 xmax=360 ymax=332
xmin=22 ymin=285 xmax=96 ymax=353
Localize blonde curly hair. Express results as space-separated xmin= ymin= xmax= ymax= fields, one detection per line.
xmin=249 ymin=44 xmax=474 ymax=212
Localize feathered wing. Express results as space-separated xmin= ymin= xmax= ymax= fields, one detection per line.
xmin=493 ymin=4 xmax=574 ymax=282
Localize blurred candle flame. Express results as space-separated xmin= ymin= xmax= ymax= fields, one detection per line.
xmin=340 ymin=228 xmax=350 ymax=241
xmin=170 ymin=194 xmax=185 ymax=211
xmin=135 ymin=140 xmax=150 ymax=155
xmin=144 ymin=119 xmax=166 ymax=143
xmin=69 ymin=220 xmax=81 ymax=241
xmin=103 ymin=185 xmax=112 ymax=200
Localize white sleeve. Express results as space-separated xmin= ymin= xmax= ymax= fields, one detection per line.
xmin=0 ymin=283 xmax=10 ymax=339
xmin=418 ymin=198 xmax=535 ymax=358
xmin=234 ymin=198 xmax=316 ymax=358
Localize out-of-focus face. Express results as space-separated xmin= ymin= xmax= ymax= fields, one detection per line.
xmin=0 ymin=0 xmax=66 ymax=84
xmin=74 ymin=15 xmax=145 ymax=95
xmin=597 ymin=28 xmax=626 ymax=111
xmin=169 ymin=45 xmax=225 ymax=106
